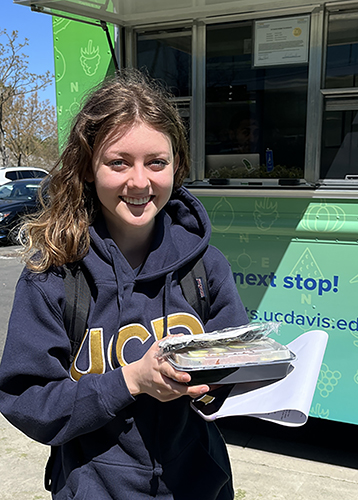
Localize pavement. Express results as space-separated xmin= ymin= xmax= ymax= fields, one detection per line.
xmin=1 ymin=245 xmax=358 ymax=499
xmin=1 ymin=413 xmax=358 ymax=500
xmin=220 ymin=416 xmax=358 ymax=500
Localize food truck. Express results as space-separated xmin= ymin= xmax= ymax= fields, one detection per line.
xmin=15 ymin=0 xmax=358 ymax=426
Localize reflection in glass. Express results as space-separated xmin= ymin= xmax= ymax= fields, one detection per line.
xmin=321 ymin=12 xmax=358 ymax=180
xmin=321 ymin=106 xmax=358 ymax=179
xmin=136 ymin=29 xmax=192 ymax=97
xmin=325 ymin=15 xmax=358 ymax=89
xmin=205 ymin=21 xmax=308 ymax=180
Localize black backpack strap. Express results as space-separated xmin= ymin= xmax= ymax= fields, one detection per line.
xmin=44 ymin=445 xmax=58 ymax=491
xmin=63 ymin=263 xmax=91 ymax=363
xmin=45 ymin=264 xmax=91 ymax=492
xmin=179 ymin=256 xmax=211 ymax=324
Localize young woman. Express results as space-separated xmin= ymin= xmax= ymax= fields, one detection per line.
xmin=0 ymin=70 xmax=248 ymax=500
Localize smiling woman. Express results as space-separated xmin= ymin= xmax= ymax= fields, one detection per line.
xmin=0 ymin=68 xmax=248 ymax=500
xmin=19 ymin=69 xmax=190 ymax=271
xmin=88 ymin=121 xmax=178 ymax=267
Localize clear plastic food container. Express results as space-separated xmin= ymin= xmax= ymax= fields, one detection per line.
xmin=159 ymin=323 xmax=296 ymax=385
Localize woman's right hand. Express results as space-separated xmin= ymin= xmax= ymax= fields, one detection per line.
xmin=122 ymin=339 xmax=209 ymax=402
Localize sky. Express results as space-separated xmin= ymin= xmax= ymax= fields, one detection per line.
xmin=1 ymin=0 xmax=56 ymax=106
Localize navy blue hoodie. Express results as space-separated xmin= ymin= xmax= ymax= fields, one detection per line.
xmin=0 ymin=187 xmax=248 ymax=500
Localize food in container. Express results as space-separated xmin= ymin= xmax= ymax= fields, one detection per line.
xmin=158 ymin=322 xmax=296 ymax=385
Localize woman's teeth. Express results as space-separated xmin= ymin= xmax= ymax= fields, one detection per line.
xmin=122 ymin=196 xmax=151 ymax=205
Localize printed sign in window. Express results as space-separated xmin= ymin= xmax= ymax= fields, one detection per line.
xmin=254 ymin=16 xmax=310 ymax=67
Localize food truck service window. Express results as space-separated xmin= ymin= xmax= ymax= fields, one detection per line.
xmin=131 ymin=4 xmax=358 ymax=189
xmin=205 ymin=18 xmax=309 ymax=184
xmin=320 ymin=10 xmax=358 ymax=182
xmin=136 ymin=27 xmax=192 ymax=151
xmin=136 ymin=28 xmax=192 ymax=98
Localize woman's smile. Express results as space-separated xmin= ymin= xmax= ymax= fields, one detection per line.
xmin=120 ymin=195 xmax=154 ymax=206
xmin=89 ymin=121 xmax=178 ymax=241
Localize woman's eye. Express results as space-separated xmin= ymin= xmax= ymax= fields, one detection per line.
xmin=109 ymin=160 xmax=126 ymax=168
xmin=148 ymin=160 xmax=168 ymax=170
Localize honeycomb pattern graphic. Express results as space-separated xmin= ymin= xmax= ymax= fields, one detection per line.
xmin=317 ymin=363 xmax=341 ymax=398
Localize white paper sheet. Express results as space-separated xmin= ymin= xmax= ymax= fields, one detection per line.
xmin=191 ymin=330 xmax=328 ymax=427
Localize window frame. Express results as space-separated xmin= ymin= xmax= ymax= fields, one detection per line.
xmin=127 ymin=2 xmax=358 ymax=189
xmin=319 ymin=4 xmax=358 ymax=186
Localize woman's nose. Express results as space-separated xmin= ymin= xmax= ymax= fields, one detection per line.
xmin=127 ymin=164 xmax=150 ymax=189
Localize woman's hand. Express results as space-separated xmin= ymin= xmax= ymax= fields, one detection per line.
xmin=122 ymin=340 xmax=209 ymax=402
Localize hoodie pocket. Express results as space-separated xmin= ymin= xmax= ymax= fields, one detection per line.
xmin=62 ymin=465 xmax=91 ymax=500
xmin=162 ymin=439 xmax=234 ymax=500
xmin=61 ymin=462 xmax=157 ymax=500
xmin=90 ymin=461 xmax=165 ymax=499
xmin=60 ymin=443 xmax=233 ymax=500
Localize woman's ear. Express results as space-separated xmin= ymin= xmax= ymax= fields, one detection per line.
xmin=85 ymin=167 xmax=94 ymax=183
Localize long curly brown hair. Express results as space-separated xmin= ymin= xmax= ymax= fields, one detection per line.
xmin=22 ymin=69 xmax=190 ymax=272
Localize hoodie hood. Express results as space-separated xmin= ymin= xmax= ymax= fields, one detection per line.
xmin=87 ymin=186 xmax=211 ymax=282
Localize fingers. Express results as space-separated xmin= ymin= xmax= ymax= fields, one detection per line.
xmin=159 ymin=362 xmax=190 ymax=384
xmin=159 ymin=364 xmax=210 ymax=399
xmin=186 ymin=383 xmax=211 ymax=399
xmin=154 ymin=344 xmax=211 ymax=400
xmin=122 ymin=339 xmax=211 ymax=402
xmin=158 ymin=374 xmax=209 ymax=402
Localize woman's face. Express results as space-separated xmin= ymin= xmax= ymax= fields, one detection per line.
xmin=89 ymin=121 xmax=178 ymax=238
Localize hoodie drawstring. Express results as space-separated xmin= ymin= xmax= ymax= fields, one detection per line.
xmin=163 ymin=272 xmax=173 ymax=338
xmin=148 ymin=271 xmax=174 ymax=495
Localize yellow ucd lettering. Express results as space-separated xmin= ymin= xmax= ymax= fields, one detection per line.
xmin=71 ymin=313 xmax=204 ymax=377
xmin=70 ymin=328 xmax=105 ymax=381
xmin=115 ymin=324 xmax=151 ymax=366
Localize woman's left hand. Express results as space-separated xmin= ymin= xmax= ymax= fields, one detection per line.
xmin=122 ymin=339 xmax=210 ymax=402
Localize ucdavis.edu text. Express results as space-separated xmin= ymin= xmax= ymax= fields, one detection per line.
xmin=245 ymin=309 xmax=358 ymax=332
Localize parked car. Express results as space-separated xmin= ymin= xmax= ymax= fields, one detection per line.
xmin=0 ymin=178 xmax=48 ymax=245
xmin=0 ymin=166 xmax=48 ymax=186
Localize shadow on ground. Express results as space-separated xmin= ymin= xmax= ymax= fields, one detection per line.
xmin=218 ymin=416 xmax=358 ymax=470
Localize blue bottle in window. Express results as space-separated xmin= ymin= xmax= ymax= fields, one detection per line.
xmin=266 ymin=148 xmax=274 ymax=173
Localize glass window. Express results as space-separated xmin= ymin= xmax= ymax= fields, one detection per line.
xmin=17 ymin=170 xmax=36 ymax=179
xmin=32 ymin=170 xmax=47 ymax=178
xmin=325 ymin=14 xmax=358 ymax=89
xmin=17 ymin=171 xmax=28 ymax=179
xmin=136 ymin=28 xmax=192 ymax=155
xmin=321 ymin=12 xmax=358 ymax=181
xmin=5 ymin=171 xmax=17 ymax=181
xmin=321 ymin=99 xmax=358 ymax=180
xmin=205 ymin=21 xmax=308 ymax=181
xmin=136 ymin=28 xmax=192 ymax=98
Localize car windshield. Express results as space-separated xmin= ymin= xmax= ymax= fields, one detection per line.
xmin=0 ymin=182 xmax=40 ymax=200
